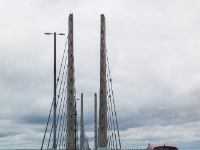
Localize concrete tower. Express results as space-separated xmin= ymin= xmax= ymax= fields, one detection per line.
xmin=94 ymin=93 xmax=98 ymax=150
xmin=99 ymin=14 xmax=107 ymax=147
xmin=67 ymin=14 xmax=75 ymax=150
xmin=80 ymin=93 xmax=84 ymax=150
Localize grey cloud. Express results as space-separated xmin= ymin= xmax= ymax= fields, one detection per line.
xmin=1 ymin=0 xmax=200 ymax=149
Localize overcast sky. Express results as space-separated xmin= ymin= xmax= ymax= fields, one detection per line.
xmin=1 ymin=0 xmax=200 ymax=150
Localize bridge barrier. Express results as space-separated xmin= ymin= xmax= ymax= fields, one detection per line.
xmin=0 ymin=149 xmax=147 ymax=150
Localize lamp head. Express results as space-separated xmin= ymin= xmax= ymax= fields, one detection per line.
xmin=44 ymin=33 xmax=52 ymax=35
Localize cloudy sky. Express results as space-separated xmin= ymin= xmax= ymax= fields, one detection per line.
xmin=1 ymin=0 xmax=200 ymax=149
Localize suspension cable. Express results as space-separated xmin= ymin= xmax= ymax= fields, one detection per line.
xmin=105 ymin=46 xmax=121 ymax=149
xmin=56 ymin=57 xmax=68 ymax=144
xmin=106 ymin=86 xmax=114 ymax=148
xmin=106 ymin=67 xmax=117 ymax=149
xmin=56 ymin=36 xmax=68 ymax=86
xmin=41 ymin=35 xmax=68 ymax=149
xmin=41 ymin=99 xmax=53 ymax=150
xmin=106 ymin=92 xmax=112 ymax=148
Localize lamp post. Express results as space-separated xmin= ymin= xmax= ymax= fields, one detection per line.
xmin=44 ymin=32 xmax=65 ymax=149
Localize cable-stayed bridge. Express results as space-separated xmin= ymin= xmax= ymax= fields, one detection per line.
xmin=40 ymin=14 xmax=121 ymax=150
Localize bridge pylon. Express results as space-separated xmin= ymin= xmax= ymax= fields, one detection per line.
xmin=80 ymin=93 xmax=84 ymax=150
xmin=99 ymin=14 xmax=107 ymax=147
xmin=66 ymin=13 xmax=76 ymax=150
xmin=94 ymin=93 xmax=98 ymax=150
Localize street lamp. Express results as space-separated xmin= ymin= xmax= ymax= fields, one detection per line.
xmin=45 ymin=33 xmax=65 ymax=35
xmin=44 ymin=32 xmax=65 ymax=149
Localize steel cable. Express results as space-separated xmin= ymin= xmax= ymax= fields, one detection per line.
xmin=106 ymin=86 xmax=114 ymax=148
xmin=106 ymin=68 xmax=117 ymax=149
xmin=56 ymin=58 xmax=68 ymax=146
xmin=105 ymin=46 xmax=121 ymax=149
xmin=41 ymin=99 xmax=53 ymax=150
xmin=41 ymin=35 xmax=68 ymax=149
xmin=56 ymin=36 xmax=68 ymax=86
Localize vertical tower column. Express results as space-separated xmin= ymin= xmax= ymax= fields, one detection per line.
xmin=53 ymin=32 xmax=57 ymax=149
xmin=99 ymin=14 xmax=107 ymax=147
xmin=94 ymin=93 xmax=97 ymax=150
xmin=67 ymin=14 xmax=75 ymax=150
xmin=80 ymin=93 xmax=84 ymax=150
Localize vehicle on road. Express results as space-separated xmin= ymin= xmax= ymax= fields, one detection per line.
xmin=147 ymin=143 xmax=178 ymax=150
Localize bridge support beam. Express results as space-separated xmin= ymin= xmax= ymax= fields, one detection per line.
xmin=80 ymin=93 xmax=84 ymax=150
xmin=94 ymin=93 xmax=97 ymax=150
xmin=67 ymin=13 xmax=75 ymax=150
xmin=99 ymin=14 xmax=107 ymax=147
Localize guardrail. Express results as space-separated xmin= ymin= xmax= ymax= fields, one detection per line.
xmin=0 ymin=149 xmax=147 ymax=150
